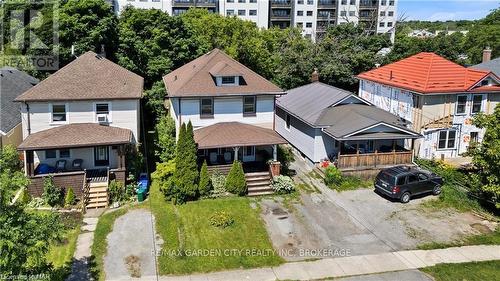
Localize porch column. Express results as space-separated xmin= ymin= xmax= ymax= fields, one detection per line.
xmin=272 ymin=144 xmax=278 ymax=161
xmin=26 ymin=150 xmax=34 ymax=177
xmin=233 ymin=147 xmax=239 ymax=162
xmin=119 ymin=145 xmax=125 ymax=169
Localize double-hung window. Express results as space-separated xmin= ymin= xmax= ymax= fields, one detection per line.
xmin=51 ymin=104 xmax=67 ymax=122
xmin=243 ymin=96 xmax=256 ymax=116
xmin=456 ymin=95 xmax=467 ymax=114
xmin=94 ymin=146 xmax=109 ymax=166
xmin=200 ymin=98 xmax=214 ymax=117
xmin=471 ymin=95 xmax=483 ymax=114
xmin=59 ymin=149 xmax=71 ymax=158
xmin=438 ymin=130 xmax=456 ymax=149
xmin=96 ymin=103 xmax=110 ymax=122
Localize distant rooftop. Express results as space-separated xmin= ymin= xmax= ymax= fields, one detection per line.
xmin=470 ymin=57 xmax=500 ymax=77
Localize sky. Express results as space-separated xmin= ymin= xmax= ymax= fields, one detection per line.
xmin=398 ymin=0 xmax=499 ymax=21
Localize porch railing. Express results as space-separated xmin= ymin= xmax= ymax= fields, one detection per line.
xmin=337 ymin=151 xmax=413 ymax=169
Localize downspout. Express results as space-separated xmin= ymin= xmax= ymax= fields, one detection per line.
xmin=25 ymin=102 xmax=31 ymax=135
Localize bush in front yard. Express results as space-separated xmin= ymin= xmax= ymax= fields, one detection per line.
xmin=324 ymin=166 xmax=343 ymax=186
xmin=271 ymin=175 xmax=295 ymax=194
xmin=108 ymin=180 xmax=126 ymax=203
xmin=225 ymin=161 xmax=247 ymax=196
xmin=42 ymin=176 xmax=62 ymax=207
xmin=210 ymin=171 xmax=227 ymax=197
xmin=209 ymin=211 xmax=234 ymax=228
xmin=198 ymin=160 xmax=212 ymax=197
xmin=278 ymin=145 xmax=295 ymax=175
xmin=64 ymin=187 xmax=76 ymax=207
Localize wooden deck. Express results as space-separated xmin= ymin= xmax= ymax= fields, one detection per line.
xmin=337 ymin=151 xmax=413 ymax=169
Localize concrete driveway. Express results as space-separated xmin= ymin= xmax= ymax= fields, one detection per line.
xmin=260 ymin=157 xmax=496 ymax=261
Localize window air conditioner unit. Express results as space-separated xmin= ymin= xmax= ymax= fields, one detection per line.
xmin=97 ymin=114 xmax=108 ymax=124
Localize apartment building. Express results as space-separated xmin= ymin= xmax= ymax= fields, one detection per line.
xmin=110 ymin=0 xmax=397 ymax=40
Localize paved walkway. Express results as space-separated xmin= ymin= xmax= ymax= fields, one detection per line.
xmin=107 ymin=245 xmax=500 ymax=281
xmin=66 ymin=211 xmax=101 ymax=281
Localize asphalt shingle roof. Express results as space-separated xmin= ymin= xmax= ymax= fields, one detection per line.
xmin=470 ymin=57 xmax=500 ymax=77
xmin=0 ymin=67 xmax=38 ymax=133
xmin=15 ymin=51 xmax=143 ymax=102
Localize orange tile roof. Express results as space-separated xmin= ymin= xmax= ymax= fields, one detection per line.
xmin=357 ymin=52 xmax=492 ymax=94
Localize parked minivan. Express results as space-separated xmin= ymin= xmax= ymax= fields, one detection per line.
xmin=375 ymin=166 xmax=443 ymax=203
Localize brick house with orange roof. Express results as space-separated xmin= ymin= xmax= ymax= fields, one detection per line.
xmin=356 ymin=52 xmax=500 ymax=160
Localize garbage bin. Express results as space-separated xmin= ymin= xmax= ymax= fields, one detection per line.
xmin=137 ymin=188 xmax=146 ymax=202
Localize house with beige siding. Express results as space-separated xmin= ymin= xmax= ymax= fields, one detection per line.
xmin=357 ymin=52 xmax=500 ymax=160
xmin=15 ymin=51 xmax=143 ymax=208
xmin=163 ymin=49 xmax=286 ymax=195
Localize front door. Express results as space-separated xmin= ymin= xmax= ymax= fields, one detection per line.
xmin=94 ymin=146 xmax=109 ymax=167
xmin=242 ymin=146 xmax=256 ymax=162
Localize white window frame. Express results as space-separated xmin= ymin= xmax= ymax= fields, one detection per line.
xmin=49 ymin=103 xmax=69 ymax=124
xmin=59 ymin=149 xmax=71 ymax=159
xmin=471 ymin=94 xmax=483 ymax=114
xmin=220 ymin=76 xmax=237 ymax=86
xmin=94 ymin=102 xmax=112 ymax=123
xmin=438 ymin=130 xmax=457 ymax=150
xmin=455 ymin=95 xmax=467 ymax=115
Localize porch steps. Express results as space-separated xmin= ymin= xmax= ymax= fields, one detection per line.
xmin=86 ymin=182 xmax=108 ymax=209
xmin=245 ymin=172 xmax=274 ymax=196
xmin=207 ymin=164 xmax=233 ymax=175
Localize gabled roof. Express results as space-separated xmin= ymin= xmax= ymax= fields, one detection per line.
xmin=276 ymin=82 xmax=369 ymax=126
xmin=0 ymin=67 xmax=38 ymax=134
xmin=193 ymin=122 xmax=286 ymax=149
xmin=163 ymin=48 xmax=283 ymax=97
xmin=357 ymin=52 xmax=494 ymax=94
xmin=470 ymin=57 xmax=500 ymax=77
xmin=15 ymin=51 xmax=143 ymax=102
xmin=18 ymin=123 xmax=133 ymax=150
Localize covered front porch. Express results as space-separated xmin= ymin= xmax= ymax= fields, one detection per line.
xmin=193 ymin=122 xmax=287 ymax=174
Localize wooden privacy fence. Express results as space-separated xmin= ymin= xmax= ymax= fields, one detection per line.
xmin=337 ymin=151 xmax=413 ymax=169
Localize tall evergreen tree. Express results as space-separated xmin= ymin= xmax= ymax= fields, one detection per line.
xmin=198 ymin=160 xmax=211 ymax=196
xmin=172 ymin=122 xmax=199 ymax=202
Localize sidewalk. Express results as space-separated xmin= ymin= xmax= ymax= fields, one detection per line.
xmin=108 ymin=244 xmax=500 ymax=281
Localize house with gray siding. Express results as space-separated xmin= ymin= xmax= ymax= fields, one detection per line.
xmin=275 ymin=79 xmax=420 ymax=171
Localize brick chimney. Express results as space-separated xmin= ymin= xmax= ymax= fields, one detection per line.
xmin=311 ymin=68 xmax=319 ymax=82
xmin=482 ymin=47 xmax=492 ymax=63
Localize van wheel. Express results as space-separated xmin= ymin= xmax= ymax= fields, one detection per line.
xmin=433 ymin=185 xmax=442 ymax=195
xmin=400 ymin=192 xmax=411 ymax=203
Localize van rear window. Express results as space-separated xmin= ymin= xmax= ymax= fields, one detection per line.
xmin=378 ymin=172 xmax=395 ymax=184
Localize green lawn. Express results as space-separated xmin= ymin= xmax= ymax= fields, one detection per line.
xmin=149 ymin=181 xmax=284 ymax=275
xmin=422 ymin=260 xmax=500 ymax=281
xmin=418 ymin=227 xmax=500 ymax=250
xmin=90 ymin=207 xmax=129 ymax=281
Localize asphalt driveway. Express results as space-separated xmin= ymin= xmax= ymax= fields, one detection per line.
xmin=260 ymin=157 xmax=497 ymax=261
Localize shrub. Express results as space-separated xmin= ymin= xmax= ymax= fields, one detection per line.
xmin=42 ymin=176 xmax=62 ymax=207
xmin=271 ymin=175 xmax=295 ymax=194
xmin=64 ymin=187 xmax=76 ymax=207
xmin=18 ymin=188 xmax=31 ymax=205
xmin=108 ymin=180 xmax=126 ymax=203
xmin=324 ymin=166 xmax=343 ymax=186
xmin=155 ymin=114 xmax=176 ymax=162
xmin=198 ymin=160 xmax=212 ymax=196
xmin=278 ymin=145 xmax=295 ymax=175
xmin=209 ymin=211 xmax=234 ymax=228
xmin=210 ymin=171 xmax=227 ymax=197
xmin=225 ymin=161 xmax=247 ymax=196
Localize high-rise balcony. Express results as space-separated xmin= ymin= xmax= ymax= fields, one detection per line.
xmin=317 ymin=10 xmax=335 ymax=19
xmin=359 ymin=0 xmax=378 ymax=8
xmin=318 ymin=0 xmax=336 ymax=8
xmin=270 ymin=0 xmax=292 ymax=8
xmin=172 ymin=0 xmax=217 ymax=7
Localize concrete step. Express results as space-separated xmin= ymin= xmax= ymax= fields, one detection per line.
xmin=246 ymin=175 xmax=271 ymax=182
xmin=247 ymin=180 xmax=271 ymax=187
xmin=245 ymin=171 xmax=269 ymax=178
xmin=247 ymin=190 xmax=274 ymax=196
xmin=248 ymin=185 xmax=274 ymax=192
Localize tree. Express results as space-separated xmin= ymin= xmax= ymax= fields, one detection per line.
xmin=64 ymin=187 xmax=76 ymax=207
xmin=0 ymin=145 xmax=21 ymax=173
xmin=198 ymin=160 xmax=211 ymax=196
xmin=42 ymin=176 xmax=62 ymax=207
xmin=464 ymin=9 xmax=499 ymax=64
xmin=155 ymin=114 xmax=176 ymax=162
xmin=468 ymin=104 xmax=500 ymax=208
xmin=172 ymin=121 xmax=199 ymax=203
xmin=225 ymin=161 xmax=246 ymax=196
xmin=145 ymin=81 xmax=168 ymax=117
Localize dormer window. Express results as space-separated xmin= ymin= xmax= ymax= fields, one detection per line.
xmin=221 ymin=76 xmax=237 ymax=85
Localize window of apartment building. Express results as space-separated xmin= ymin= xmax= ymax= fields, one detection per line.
xmin=379 ymin=22 xmax=385 ymax=27
xmin=45 ymin=150 xmax=56 ymax=159
xmin=238 ymin=0 xmax=245 ymax=2
xmin=381 ymin=0 xmax=386 ymax=4
xmin=200 ymin=98 xmax=214 ymax=117
xmin=249 ymin=10 xmax=257 ymax=16
xmin=306 ymin=11 xmax=313 ymax=16
xmin=152 ymin=0 xmax=160 ymax=2
xmin=389 ymin=0 xmax=394 ymax=5
xmin=59 ymin=149 xmax=70 ymax=158
xmin=238 ymin=10 xmax=246 ymax=16
xmin=94 ymin=146 xmax=109 ymax=166
xmin=340 ymin=11 xmax=347 ymax=16
xmin=297 ymin=22 xmax=303 ymax=28
xmin=388 ymin=11 xmax=394 ymax=16
xmin=51 ymin=104 xmax=67 ymax=122
xmin=349 ymin=11 xmax=355 ymax=16
xmin=472 ymin=95 xmax=483 ymax=114
xmin=250 ymin=0 xmax=257 ymax=2
xmin=387 ymin=22 xmax=393 ymax=27
xmin=470 ymin=132 xmax=479 ymax=143
xmin=298 ymin=0 xmax=304 ymax=4
xmin=456 ymin=95 xmax=467 ymax=114
xmin=438 ymin=130 xmax=456 ymax=149
xmin=297 ymin=10 xmax=303 ymax=16
xmin=307 ymin=0 xmax=314 ymax=5
xmin=306 ymin=22 xmax=312 ymax=28
xmin=380 ymin=11 xmax=385 ymax=16
xmin=350 ymin=0 xmax=355 ymax=4
xmin=286 ymin=114 xmax=291 ymax=130
xmin=243 ymin=96 xmax=256 ymax=116
xmin=341 ymin=0 xmax=347 ymax=4
xmin=227 ymin=0 xmax=234 ymax=2
xmin=227 ymin=9 xmax=234 ymax=16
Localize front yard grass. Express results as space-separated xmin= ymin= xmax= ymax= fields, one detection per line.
xmin=418 ymin=227 xmax=500 ymax=250
xmin=149 ymin=181 xmax=284 ymax=275
xmin=421 ymin=260 xmax=500 ymax=281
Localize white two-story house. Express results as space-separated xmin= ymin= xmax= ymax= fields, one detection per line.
xmin=15 ymin=51 xmax=143 ymax=206
xmin=356 ymin=52 xmax=500 ymax=160
xmin=163 ymin=48 xmax=286 ymax=171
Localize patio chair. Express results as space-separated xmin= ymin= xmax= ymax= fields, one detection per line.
xmin=223 ymin=152 xmax=232 ymax=163
xmin=71 ymin=159 xmax=83 ymax=171
xmin=55 ymin=160 xmax=67 ymax=172
xmin=209 ymin=152 xmax=218 ymax=164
